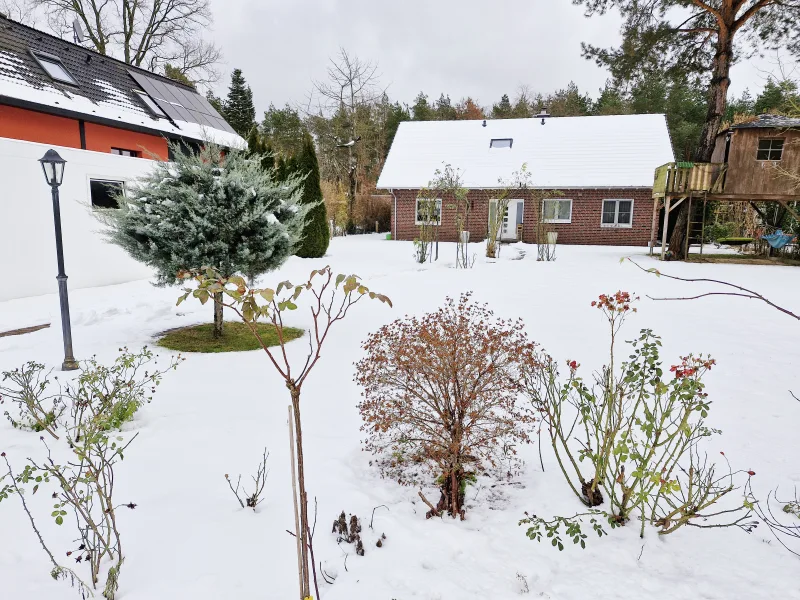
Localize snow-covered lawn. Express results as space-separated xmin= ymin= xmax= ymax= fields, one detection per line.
xmin=2 ymin=235 xmax=799 ymax=599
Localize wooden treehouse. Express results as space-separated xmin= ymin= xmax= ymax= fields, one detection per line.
xmin=650 ymin=115 xmax=800 ymax=259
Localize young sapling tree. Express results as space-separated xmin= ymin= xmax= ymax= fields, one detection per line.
xmin=423 ymin=164 xmax=471 ymax=268
xmin=178 ymin=265 xmax=391 ymax=600
xmin=486 ymin=164 xmax=532 ymax=259
xmin=413 ymin=186 xmax=440 ymax=264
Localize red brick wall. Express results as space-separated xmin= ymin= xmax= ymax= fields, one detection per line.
xmin=390 ymin=188 xmax=655 ymax=246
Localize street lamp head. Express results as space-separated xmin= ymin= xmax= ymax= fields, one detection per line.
xmin=39 ymin=149 xmax=67 ymax=187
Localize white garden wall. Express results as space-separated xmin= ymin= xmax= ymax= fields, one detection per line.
xmin=0 ymin=137 xmax=156 ymax=301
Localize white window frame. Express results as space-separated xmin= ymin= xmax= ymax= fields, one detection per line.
xmin=756 ymin=138 xmax=784 ymax=161
xmin=542 ymin=199 xmax=573 ymax=224
xmin=415 ymin=197 xmax=442 ymax=225
xmin=601 ymin=199 xmax=634 ymax=229
xmin=88 ymin=178 xmax=126 ymax=209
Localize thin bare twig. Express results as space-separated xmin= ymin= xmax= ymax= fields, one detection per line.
xmin=225 ymin=474 xmax=244 ymax=508
xmin=1 ymin=453 xmax=92 ymax=595
xmin=369 ymin=504 xmax=389 ymax=530
xmin=626 ymin=258 xmax=800 ymax=321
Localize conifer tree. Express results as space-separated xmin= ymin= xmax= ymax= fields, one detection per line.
xmin=412 ymin=92 xmax=433 ymax=121
xmin=290 ymin=133 xmax=330 ymax=258
xmin=224 ymin=68 xmax=256 ymax=136
xmin=246 ymin=125 xmax=262 ymax=155
xmin=206 ymin=90 xmax=225 ymax=115
xmin=103 ymin=144 xmax=308 ymax=338
xmin=491 ymin=94 xmax=513 ymax=119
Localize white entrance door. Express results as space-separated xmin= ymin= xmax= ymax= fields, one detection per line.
xmin=500 ymin=200 xmax=522 ymax=241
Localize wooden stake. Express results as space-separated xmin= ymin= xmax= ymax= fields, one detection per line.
xmin=288 ymin=405 xmax=304 ymax=599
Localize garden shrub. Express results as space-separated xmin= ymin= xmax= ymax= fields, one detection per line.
xmin=66 ymin=348 xmax=179 ymax=432
xmin=520 ymin=292 xmax=756 ymax=548
xmin=0 ymin=348 xmax=180 ymax=598
xmin=1 ymin=362 xmax=64 ymax=438
xmin=356 ymin=292 xmax=536 ymax=518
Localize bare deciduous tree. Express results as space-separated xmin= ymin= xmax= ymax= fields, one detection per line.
xmin=0 ymin=0 xmax=38 ymax=25
xmin=311 ymin=48 xmax=385 ymax=231
xmin=33 ymin=0 xmax=220 ymax=85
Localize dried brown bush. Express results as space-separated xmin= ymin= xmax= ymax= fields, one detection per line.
xmin=356 ymin=293 xmax=536 ymax=518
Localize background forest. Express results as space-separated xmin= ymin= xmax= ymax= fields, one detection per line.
xmin=207 ymin=56 xmax=800 ymax=233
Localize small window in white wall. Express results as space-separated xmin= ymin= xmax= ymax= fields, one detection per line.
xmin=415 ymin=198 xmax=442 ymax=225
xmin=90 ymin=179 xmax=124 ymax=209
xmin=601 ymin=199 xmax=634 ymax=228
xmin=542 ymin=199 xmax=572 ymax=223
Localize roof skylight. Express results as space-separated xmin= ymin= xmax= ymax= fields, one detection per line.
xmin=490 ymin=138 xmax=513 ymax=149
xmin=30 ymin=51 xmax=78 ymax=86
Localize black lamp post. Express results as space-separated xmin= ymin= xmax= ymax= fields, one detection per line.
xmin=39 ymin=149 xmax=78 ymax=371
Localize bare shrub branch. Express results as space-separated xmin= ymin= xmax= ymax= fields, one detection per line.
xmin=225 ymin=449 xmax=269 ymax=510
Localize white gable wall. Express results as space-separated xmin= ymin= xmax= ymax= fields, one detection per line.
xmin=0 ymin=137 xmax=155 ymax=301
xmin=377 ymin=114 xmax=675 ymax=189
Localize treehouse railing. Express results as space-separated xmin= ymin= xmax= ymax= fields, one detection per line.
xmin=653 ymin=162 xmax=727 ymax=198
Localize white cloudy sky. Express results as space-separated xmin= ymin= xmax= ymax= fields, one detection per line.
xmin=207 ymin=0 xmax=790 ymax=116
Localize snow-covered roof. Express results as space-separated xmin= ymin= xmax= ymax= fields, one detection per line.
xmin=0 ymin=16 xmax=245 ymax=149
xmin=377 ymin=114 xmax=675 ymax=189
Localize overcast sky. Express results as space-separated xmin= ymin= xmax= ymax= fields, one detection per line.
xmin=209 ymin=0 xmax=785 ymax=116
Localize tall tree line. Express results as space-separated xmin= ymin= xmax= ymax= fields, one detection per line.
xmin=217 ymin=54 xmax=798 ymax=236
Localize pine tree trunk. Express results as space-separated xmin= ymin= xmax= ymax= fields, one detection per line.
xmin=213 ymin=292 xmax=224 ymax=339
xmin=668 ymin=20 xmax=733 ymax=259
xmin=290 ymin=387 xmax=311 ymax=598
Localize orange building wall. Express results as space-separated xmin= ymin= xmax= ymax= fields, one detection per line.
xmin=84 ymin=122 xmax=168 ymax=160
xmin=0 ymin=104 xmax=81 ymax=148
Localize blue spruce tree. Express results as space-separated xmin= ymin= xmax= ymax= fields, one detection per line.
xmin=104 ymin=144 xmax=308 ymax=337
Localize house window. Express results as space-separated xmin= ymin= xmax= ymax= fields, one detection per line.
xmin=90 ymin=179 xmax=124 ymax=209
xmin=111 ymin=148 xmax=139 ymax=157
xmin=415 ymin=198 xmax=442 ymax=225
xmin=133 ymin=90 xmax=167 ymax=118
xmin=756 ymin=139 xmax=784 ymax=161
xmin=542 ymin=199 xmax=572 ymax=223
xmin=490 ymin=138 xmax=513 ymax=149
xmin=30 ymin=51 xmax=78 ymax=86
xmin=601 ymin=199 xmax=634 ymax=228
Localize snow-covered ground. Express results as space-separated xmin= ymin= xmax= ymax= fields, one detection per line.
xmin=2 ymin=235 xmax=799 ymax=600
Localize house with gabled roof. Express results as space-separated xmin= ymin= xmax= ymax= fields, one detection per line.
xmin=377 ymin=113 xmax=675 ymax=246
xmin=0 ymin=13 xmax=243 ymax=158
xmin=0 ymin=15 xmax=245 ymax=301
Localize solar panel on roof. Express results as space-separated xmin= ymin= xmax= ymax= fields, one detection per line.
xmin=175 ymin=87 xmax=205 ymax=113
xmin=126 ymin=69 xmax=236 ymax=136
